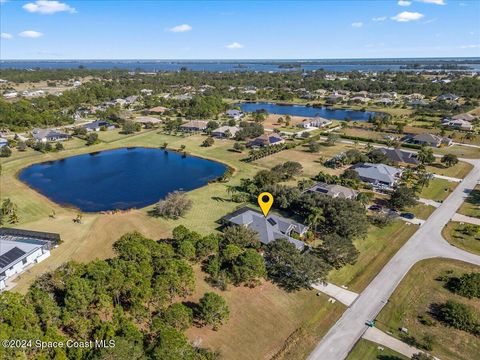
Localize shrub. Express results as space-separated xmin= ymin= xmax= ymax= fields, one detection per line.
xmin=151 ymin=191 xmax=192 ymax=219
xmin=435 ymin=300 xmax=479 ymax=335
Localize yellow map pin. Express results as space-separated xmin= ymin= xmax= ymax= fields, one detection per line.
xmin=258 ymin=192 xmax=274 ymax=217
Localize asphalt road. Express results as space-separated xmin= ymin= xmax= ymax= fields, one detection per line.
xmin=307 ymin=159 xmax=480 ymax=360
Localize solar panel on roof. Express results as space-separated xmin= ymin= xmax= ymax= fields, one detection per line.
xmin=0 ymin=247 xmax=26 ymax=268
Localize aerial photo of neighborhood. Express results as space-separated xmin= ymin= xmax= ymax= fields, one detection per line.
xmin=0 ymin=1 xmax=479 ymax=360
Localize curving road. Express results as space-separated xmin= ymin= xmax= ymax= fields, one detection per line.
xmin=307 ymin=159 xmax=480 ymax=360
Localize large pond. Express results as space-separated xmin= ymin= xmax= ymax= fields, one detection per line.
xmin=236 ymin=102 xmax=378 ymax=121
xmin=19 ymin=147 xmax=227 ymax=212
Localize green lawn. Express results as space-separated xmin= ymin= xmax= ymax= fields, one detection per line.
xmin=419 ymin=178 xmax=457 ymax=202
xmin=376 ymin=259 xmax=480 ymax=360
xmin=442 ymin=221 xmax=480 ymax=255
xmin=425 ymin=161 xmax=473 ymax=179
xmin=347 ymin=339 xmax=408 ymax=360
xmin=406 ymin=204 xmax=436 ymax=220
xmin=433 ymin=144 xmax=480 ymax=159
xmin=458 ymin=185 xmax=480 ymax=218
xmin=328 ymin=220 xmax=418 ymax=292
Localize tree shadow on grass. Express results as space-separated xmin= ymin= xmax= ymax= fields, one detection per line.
xmin=465 ymin=189 xmax=480 ymax=206
xmin=377 ymin=356 xmax=404 ymax=360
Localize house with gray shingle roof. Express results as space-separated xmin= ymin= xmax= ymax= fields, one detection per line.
xmin=306 ymin=182 xmax=358 ymax=200
xmin=221 ymin=207 xmax=308 ymax=251
xmin=351 ymin=163 xmax=402 ymax=188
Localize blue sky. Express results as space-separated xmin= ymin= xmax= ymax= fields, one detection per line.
xmin=1 ymin=0 xmax=479 ymax=59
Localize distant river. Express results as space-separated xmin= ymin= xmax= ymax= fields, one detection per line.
xmin=236 ymin=102 xmax=378 ymax=121
xmin=2 ymin=60 xmax=479 ymax=72
xmin=19 ymin=147 xmax=226 ymax=212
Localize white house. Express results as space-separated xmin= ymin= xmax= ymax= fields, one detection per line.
xmin=298 ymin=117 xmax=332 ymax=129
xmin=32 ymin=128 xmax=69 ymax=142
xmin=0 ymin=228 xmax=60 ymax=291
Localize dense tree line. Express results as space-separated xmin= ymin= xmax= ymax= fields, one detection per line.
xmin=0 ymin=231 xmax=229 ymax=360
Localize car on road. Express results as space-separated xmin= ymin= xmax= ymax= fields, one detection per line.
xmin=369 ymin=205 xmax=382 ymax=212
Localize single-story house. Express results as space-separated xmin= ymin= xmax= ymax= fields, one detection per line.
xmin=180 ymin=120 xmax=208 ymax=132
xmin=0 ymin=137 xmax=8 ymax=148
xmin=140 ymin=89 xmax=153 ymax=96
xmin=83 ymin=120 xmax=115 ymax=132
xmin=148 ymin=106 xmax=169 ymax=114
xmin=374 ymin=98 xmax=394 ymax=105
xmin=409 ymin=133 xmax=453 ymax=147
xmin=298 ymin=117 xmax=332 ymax=129
xmin=134 ymin=116 xmax=162 ymax=126
xmin=374 ymin=148 xmax=419 ymax=165
xmin=3 ymin=92 xmax=17 ymax=99
xmin=212 ymin=126 xmax=240 ymax=138
xmin=248 ymin=134 xmax=285 ymax=148
xmin=0 ymin=228 xmax=60 ymax=291
xmin=306 ymin=182 xmax=358 ymax=200
xmin=125 ymin=95 xmax=139 ymax=105
xmin=226 ymin=109 xmax=243 ymax=121
xmin=349 ymin=96 xmax=371 ymax=104
xmin=221 ymin=207 xmax=308 ymax=251
xmin=452 ymin=113 xmax=476 ymax=122
xmin=351 ymin=163 xmax=402 ymax=188
xmin=436 ymin=93 xmax=459 ymax=102
xmin=32 ymin=128 xmax=69 ymax=142
xmin=442 ymin=119 xmax=474 ymax=131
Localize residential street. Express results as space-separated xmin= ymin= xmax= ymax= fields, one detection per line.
xmin=307 ymin=159 xmax=480 ymax=360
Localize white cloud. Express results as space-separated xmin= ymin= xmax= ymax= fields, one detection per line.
xmin=372 ymin=16 xmax=387 ymax=21
xmin=167 ymin=24 xmax=192 ymax=33
xmin=416 ymin=0 xmax=445 ymax=5
xmin=23 ymin=1 xmax=76 ymax=14
xmin=1 ymin=32 xmax=13 ymax=39
xmin=19 ymin=30 xmax=44 ymax=38
xmin=398 ymin=1 xmax=412 ymax=6
xmin=225 ymin=42 xmax=243 ymax=49
xmin=460 ymin=44 xmax=480 ymax=49
xmin=351 ymin=22 xmax=363 ymax=28
xmin=391 ymin=11 xmax=424 ymax=22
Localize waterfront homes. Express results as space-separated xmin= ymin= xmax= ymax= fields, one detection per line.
xmin=351 ymin=163 xmax=402 ymax=188
xmin=32 ymin=128 xmax=69 ymax=142
xmin=298 ymin=117 xmax=332 ymax=129
xmin=409 ymin=133 xmax=453 ymax=147
xmin=134 ymin=116 xmax=162 ymax=127
xmin=441 ymin=118 xmax=474 ymax=131
xmin=148 ymin=106 xmax=169 ymax=114
xmin=0 ymin=228 xmax=60 ymax=291
xmin=83 ymin=120 xmax=116 ymax=132
xmin=212 ymin=126 xmax=240 ymax=138
xmin=248 ymin=133 xmax=285 ymax=148
xmin=374 ymin=148 xmax=419 ymax=165
xmin=306 ymin=182 xmax=358 ymax=200
xmin=226 ymin=109 xmax=243 ymax=121
xmin=221 ymin=207 xmax=308 ymax=251
xmin=180 ymin=120 xmax=209 ymax=132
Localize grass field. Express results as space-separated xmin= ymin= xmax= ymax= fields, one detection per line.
xmin=425 ymin=161 xmax=473 ymax=179
xmin=458 ymin=185 xmax=480 ymax=218
xmin=405 ymin=204 xmax=436 ymax=220
xmin=253 ymin=142 xmax=364 ymax=178
xmin=185 ymin=267 xmax=345 ymax=360
xmin=419 ymin=178 xmax=457 ymax=202
xmin=346 ymin=339 xmax=408 ymax=360
xmin=433 ymin=144 xmax=480 ymax=159
xmin=376 ymin=259 xmax=480 ymax=360
xmin=442 ymin=221 xmax=480 ymax=255
xmin=328 ymin=220 xmax=418 ymax=292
